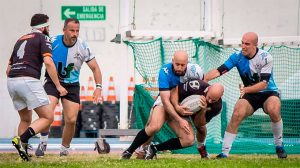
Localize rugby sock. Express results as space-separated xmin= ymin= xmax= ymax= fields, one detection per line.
xmin=221 ymin=131 xmax=236 ymax=156
xmin=20 ymin=127 xmax=36 ymax=143
xmin=126 ymin=129 xmax=150 ymax=154
xmin=271 ymin=119 xmax=283 ymax=147
xmin=154 ymin=138 xmax=182 ymax=151
xmin=40 ymin=132 xmax=49 ymax=144
xmin=61 ymin=145 xmax=70 ymax=151
xmin=197 ymin=141 xmax=205 ymax=148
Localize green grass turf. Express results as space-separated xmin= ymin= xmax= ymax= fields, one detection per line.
xmin=1 ymin=153 xmax=300 ymax=168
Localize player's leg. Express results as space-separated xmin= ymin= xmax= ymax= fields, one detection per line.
xmin=121 ymin=105 xmax=166 ymax=159
xmin=193 ymin=111 xmax=208 ymax=158
xmin=18 ymin=108 xmax=32 ymax=136
xmin=60 ymin=98 xmax=80 ymax=156
xmin=35 ymin=96 xmax=58 ymax=157
xmin=10 ymin=77 xmax=51 ymax=161
xmin=263 ymin=94 xmax=287 ymax=158
xmin=144 ymin=118 xmax=194 ymax=160
xmin=217 ymin=99 xmax=253 ymax=158
xmin=36 ymin=80 xmax=60 ymax=157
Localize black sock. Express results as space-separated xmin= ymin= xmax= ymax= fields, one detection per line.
xmin=20 ymin=127 xmax=36 ymax=143
xmin=154 ymin=138 xmax=183 ymax=151
xmin=126 ymin=129 xmax=150 ymax=154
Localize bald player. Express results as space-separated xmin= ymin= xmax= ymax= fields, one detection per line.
xmin=205 ymin=32 xmax=287 ymax=159
xmin=143 ymin=80 xmax=224 ymax=160
xmin=121 ymin=51 xmax=205 ymax=159
xmin=175 ymin=81 xmax=224 ymax=159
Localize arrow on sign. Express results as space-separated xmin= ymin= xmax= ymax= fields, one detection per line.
xmin=64 ymin=8 xmax=76 ymax=18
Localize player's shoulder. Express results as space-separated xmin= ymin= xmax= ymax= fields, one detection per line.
xmin=185 ymin=63 xmax=204 ymax=80
xmin=159 ymin=63 xmax=172 ymax=75
xmin=257 ymin=49 xmax=272 ymax=60
xmin=50 ymin=35 xmax=63 ymax=44
xmin=187 ymin=63 xmax=202 ymax=70
xmin=76 ymin=37 xmax=89 ymax=49
xmin=230 ymin=50 xmax=242 ymax=59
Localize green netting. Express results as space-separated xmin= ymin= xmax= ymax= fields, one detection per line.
xmin=126 ymin=38 xmax=300 ymax=154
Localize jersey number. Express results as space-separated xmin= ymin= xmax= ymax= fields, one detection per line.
xmin=17 ymin=40 xmax=27 ymax=59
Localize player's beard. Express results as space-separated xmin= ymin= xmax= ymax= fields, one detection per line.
xmin=43 ymin=29 xmax=49 ymax=37
xmin=174 ymin=68 xmax=186 ymax=76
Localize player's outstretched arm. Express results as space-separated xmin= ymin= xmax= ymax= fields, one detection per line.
xmin=161 ymin=90 xmax=191 ymax=134
xmin=87 ymin=59 xmax=103 ymax=103
xmin=204 ymin=69 xmax=220 ymax=82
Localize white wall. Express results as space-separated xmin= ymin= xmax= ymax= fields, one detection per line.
xmin=0 ymin=0 xmax=299 ymax=138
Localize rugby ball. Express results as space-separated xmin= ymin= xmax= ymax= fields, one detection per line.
xmin=180 ymin=95 xmax=201 ymax=114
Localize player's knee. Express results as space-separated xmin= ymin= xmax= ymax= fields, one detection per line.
xmin=64 ymin=117 xmax=77 ymax=125
xmin=180 ymin=135 xmax=194 ymax=147
xmin=231 ymin=109 xmax=245 ymax=122
xmin=145 ymin=124 xmax=160 ymax=136
xmin=20 ymin=115 xmax=32 ymax=124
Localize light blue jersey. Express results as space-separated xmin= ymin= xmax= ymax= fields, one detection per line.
xmin=49 ymin=35 xmax=94 ymax=83
xmin=158 ymin=63 xmax=204 ymax=91
xmin=223 ymin=49 xmax=278 ymax=92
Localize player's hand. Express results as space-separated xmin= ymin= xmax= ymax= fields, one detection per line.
xmin=239 ymin=84 xmax=245 ymax=98
xmin=93 ymin=88 xmax=102 ymax=104
xmin=178 ymin=118 xmax=191 ymax=135
xmin=199 ymin=95 xmax=207 ymax=109
xmin=56 ymin=85 xmax=68 ymax=96
xmin=177 ymin=105 xmax=193 ymax=116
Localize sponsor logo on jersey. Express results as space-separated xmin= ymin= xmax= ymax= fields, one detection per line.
xmin=58 ymin=62 xmax=74 ymax=79
xmin=163 ymin=67 xmax=169 ymax=74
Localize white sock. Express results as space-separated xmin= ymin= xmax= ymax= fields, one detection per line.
xmin=271 ymin=119 xmax=283 ymax=147
xmin=196 ymin=139 xmax=206 ymax=148
xmin=40 ymin=134 xmax=48 ymax=144
xmin=222 ymin=131 xmax=237 ymax=156
xmin=61 ymin=144 xmax=70 ymax=151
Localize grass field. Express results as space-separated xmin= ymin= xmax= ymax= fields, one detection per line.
xmin=1 ymin=153 xmax=300 ymax=168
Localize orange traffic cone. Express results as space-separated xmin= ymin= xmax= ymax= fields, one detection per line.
xmin=107 ymin=76 xmax=116 ymax=104
xmin=86 ymin=76 xmax=94 ymax=101
xmin=80 ymin=86 xmax=86 ymax=102
xmin=128 ymin=77 xmax=134 ymax=102
xmin=51 ymin=103 xmax=62 ymax=127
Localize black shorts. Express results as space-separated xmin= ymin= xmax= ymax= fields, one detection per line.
xmin=44 ymin=80 xmax=80 ymax=104
xmin=242 ymin=91 xmax=280 ymax=112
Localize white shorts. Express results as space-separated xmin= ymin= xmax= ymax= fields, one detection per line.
xmin=152 ymin=96 xmax=163 ymax=107
xmin=7 ymin=77 xmax=50 ymax=111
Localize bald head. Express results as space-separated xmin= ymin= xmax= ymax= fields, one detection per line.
xmin=242 ymin=32 xmax=258 ymax=45
xmin=173 ymin=50 xmax=188 ymax=62
xmin=172 ymin=50 xmax=188 ymax=76
xmin=241 ymin=32 xmax=258 ymax=58
xmin=206 ymin=83 xmax=224 ymax=103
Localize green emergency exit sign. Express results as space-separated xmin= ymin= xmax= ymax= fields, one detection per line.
xmin=61 ymin=6 xmax=106 ymax=20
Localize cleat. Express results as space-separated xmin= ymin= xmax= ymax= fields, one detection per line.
xmin=144 ymin=145 xmax=157 ymax=160
xmin=216 ymin=153 xmax=228 ymax=159
xmin=60 ymin=147 xmax=69 ymax=156
xmin=197 ymin=145 xmax=209 ymax=159
xmin=23 ymin=143 xmax=33 ymax=157
xmin=120 ymin=150 xmax=132 ymax=159
xmin=135 ymin=146 xmax=146 ymax=159
xmin=11 ymin=136 xmax=30 ymax=161
xmin=35 ymin=143 xmax=47 ymax=157
xmin=276 ymin=146 xmax=287 ymax=158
